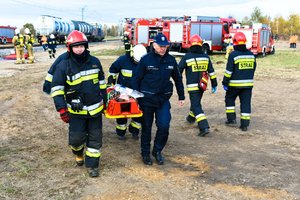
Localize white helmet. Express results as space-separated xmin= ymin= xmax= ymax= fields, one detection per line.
xmin=15 ymin=28 xmax=20 ymax=34
xmin=132 ymin=44 xmax=147 ymax=63
xmin=24 ymin=28 xmax=30 ymax=34
xmin=50 ymin=34 xmax=55 ymax=39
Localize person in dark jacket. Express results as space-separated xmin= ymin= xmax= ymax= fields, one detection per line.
xmin=222 ymin=32 xmax=256 ymax=131
xmin=107 ymin=44 xmax=147 ymax=140
xmin=132 ymin=33 xmax=185 ymax=165
xmin=47 ymin=34 xmax=57 ymax=59
xmin=179 ymin=34 xmax=218 ymax=136
xmin=51 ymin=30 xmax=107 ymax=177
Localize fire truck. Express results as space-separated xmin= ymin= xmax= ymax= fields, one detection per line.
xmin=0 ymin=25 xmax=16 ymax=44
xmin=162 ymin=16 xmax=236 ymax=53
xmin=125 ymin=18 xmax=163 ymax=48
xmin=229 ymin=23 xmax=275 ymax=56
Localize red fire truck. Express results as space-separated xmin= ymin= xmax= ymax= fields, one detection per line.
xmin=229 ymin=23 xmax=275 ymax=56
xmin=0 ymin=25 xmax=16 ymax=44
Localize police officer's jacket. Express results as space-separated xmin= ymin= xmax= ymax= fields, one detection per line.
xmin=222 ymin=45 xmax=256 ymax=88
xmin=108 ymin=54 xmax=136 ymax=88
xmin=43 ymin=52 xmax=69 ymax=94
xmin=51 ymin=51 xmax=107 ymax=117
xmin=178 ymin=48 xmax=217 ymax=92
xmin=131 ymin=49 xmax=185 ymax=107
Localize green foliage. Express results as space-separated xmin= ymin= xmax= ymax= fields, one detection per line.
xmin=23 ymin=23 xmax=35 ymax=35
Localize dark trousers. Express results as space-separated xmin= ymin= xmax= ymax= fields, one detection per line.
xmin=225 ymin=88 xmax=252 ymax=127
xmin=189 ymin=91 xmax=209 ymax=129
xmin=69 ymin=115 xmax=102 ymax=168
xmin=140 ymin=101 xmax=171 ymax=156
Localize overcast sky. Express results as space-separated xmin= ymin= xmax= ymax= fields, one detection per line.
xmin=1 ymin=0 xmax=299 ymax=28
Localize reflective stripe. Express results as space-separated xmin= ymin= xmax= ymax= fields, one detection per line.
xmin=195 ymin=113 xmax=207 ymax=122
xmin=130 ymin=121 xmax=141 ymax=129
xmin=188 ymin=111 xmax=195 ymax=117
xmin=121 ymin=69 xmax=132 ymax=77
xmin=229 ymin=79 xmax=254 ymax=87
xmin=209 ymin=72 xmax=217 ymax=79
xmin=99 ymin=79 xmax=107 ymax=89
xmin=86 ymin=147 xmax=101 ymax=158
xmin=108 ymin=72 xmax=117 ymax=78
xmin=69 ymin=144 xmax=84 ymax=151
xmin=116 ymin=124 xmax=127 ymax=130
xmin=226 ymin=106 xmax=235 ymax=113
xmin=224 ymin=70 xmax=232 ymax=78
xmin=241 ymin=113 xmax=251 ymax=120
xmin=234 ymin=55 xmax=255 ymax=61
xmin=51 ymin=85 xmax=65 ymax=97
xmin=67 ymin=101 xmax=104 ymax=116
xmin=187 ymin=83 xmax=199 ymax=91
xmin=45 ymin=73 xmax=53 ymax=82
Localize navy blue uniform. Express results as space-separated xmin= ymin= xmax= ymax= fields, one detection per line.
xmin=107 ymin=54 xmax=141 ymax=138
xmin=179 ymin=50 xmax=217 ymax=132
xmin=51 ymin=52 xmax=107 ymax=168
xmin=47 ymin=38 xmax=57 ymax=58
xmin=43 ymin=52 xmax=69 ymax=94
xmin=132 ymin=50 xmax=185 ymax=157
xmin=222 ymin=45 xmax=256 ymax=129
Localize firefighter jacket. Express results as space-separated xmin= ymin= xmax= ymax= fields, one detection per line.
xmin=25 ymin=34 xmax=35 ymax=47
xmin=222 ymin=46 xmax=256 ymax=88
xmin=47 ymin=38 xmax=57 ymax=50
xmin=12 ymin=34 xmax=25 ymax=48
xmin=131 ymin=50 xmax=185 ymax=107
xmin=108 ymin=54 xmax=136 ymax=88
xmin=51 ymin=52 xmax=107 ymax=117
xmin=179 ymin=51 xmax=217 ymax=92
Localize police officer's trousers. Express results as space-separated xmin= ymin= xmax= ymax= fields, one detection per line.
xmin=225 ymin=88 xmax=252 ymax=128
xmin=140 ymin=101 xmax=171 ymax=157
xmin=69 ymin=115 xmax=103 ymax=168
xmin=188 ymin=91 xmax=209 ymax=130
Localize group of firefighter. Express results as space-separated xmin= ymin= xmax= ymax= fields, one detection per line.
xmin=12 ymin=28 xmax=58 ymax=64
xmin=42 ymin=29 xmax=256 ymax=178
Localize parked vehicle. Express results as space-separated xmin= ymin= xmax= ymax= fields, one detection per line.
xmin=0 ymin=25 xmax=16 ymax=44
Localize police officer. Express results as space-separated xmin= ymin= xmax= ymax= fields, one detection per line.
xmin=51 ymin=30 xmax=107 ymax=177
xmin=107 ymin=44 xmax=147 ymax=140
xmin=24 ymin=28 xmax=35 ymax=63
xmin=12 ymin=29 xmax=26 ymax=64
xmin=179 ymin=34 xmax=217 ymax=136
xmin=132 ymin=33 xmax=185 ymax=165
xmin=47 ymin=34 xmax=57 ymax=59
xmin=222 ymin=32 xmax=256 ymax=131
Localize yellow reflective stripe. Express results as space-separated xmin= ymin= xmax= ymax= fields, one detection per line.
xmin=86 ymin=151 xmax=101 ymax=158
xmin=234 ymin=58 xmax=255 ymax=64
xmin=224 ymin=73 xmax=231 ymax=78
xmin=45 ymin=74 xmax=53 ymax=82
xmin=116 ymin=124 xmax=127 ymax=130
xmin=68 ymin=108 xmax=88 ymax=115
xmin=89 ymin=104 xmax=103 ymax=116
xmin=130 ymin=121 xmax=141 ymax=129
xmin=210 ymin=75 xmax=217 ymax=79
xmin=187 ymin=87 xmax=199 ymax=91
xmin=51 ymin=90 xmax=64 ymax=97
xmin=100 ymin=84 xmax=107 ymax=89
xmin=226 ymin=109 xmax=235 ymax=113
xmin=69 ymin=144 xmax=84 ymax=151
xmin=241 ymin=116 xmax=250 ymax=120
xmin=196 ymin=114 xmax=207 ymax=122
xmin=121 ymin=69 xmax=133 ymax=77
xmin=228 ymin=82 xmax=254 ymax=87
xmin=189 ymin=111 xmax=195 ymax=117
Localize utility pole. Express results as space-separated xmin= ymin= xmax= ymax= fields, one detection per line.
xmin=81 ymin=6 xmax=87 ymax=21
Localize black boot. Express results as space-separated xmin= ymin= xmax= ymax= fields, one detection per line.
xmin=240 ymin=126 xmax=248 ymax=131
xmin=87 ymin=168 xmax=99 ymax=177
xmin=199 ymin=128 xmax=209 ymax=137
xmin=142 ymin=155 xmax=153 ymax=165
xmin=225 ymin=119 xmax=237 ymax=126
xmin=186 ymin=115 xmax=195 ymax=124
xmin=152 ymin=151 xmax=164 ymax=165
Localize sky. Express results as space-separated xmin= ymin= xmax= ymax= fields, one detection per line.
xmin=1 ymin=0 xmax=299 ymax=29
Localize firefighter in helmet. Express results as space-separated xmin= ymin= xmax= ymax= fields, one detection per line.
xmin=24 ymin=28 xmax=35 ymax=63
xmin=107 ymin=44 xmax=147 ymax=140
xmin=123 ymin=31 xmax=131 ymax=55
xmin=51 ymin=30 xmax=107 ymax=177
xmin=47 ymin=34 xmax=57 ymax=59
xmin=132 ymin=33 xmax=185 ymax=165
xmin=12 ymin=28 xmax=26 ymax=64
xmin=179 ymin=34 xmax=218 ymax=136
xmin=222 ymin=32 xmax=256 ymax=131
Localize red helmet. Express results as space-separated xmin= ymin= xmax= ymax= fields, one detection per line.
xmin=189 ymin=34 xmax=203 ymax=47
xmin=233 ymin=32 xmax=247 ymax=46
xmin=66 ymin=30 xmax=88 ymax=52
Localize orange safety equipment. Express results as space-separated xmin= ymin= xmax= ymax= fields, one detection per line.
xmin=189 ymin=34 xmax=203 ymax=47
xmin=233 ymin=32 xmax=247 ymax=46
xmin=66 ymin=30 xmax=88 ymax=52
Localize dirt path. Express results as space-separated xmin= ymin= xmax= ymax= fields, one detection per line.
xmin=0 ymin=41 xmax=299 ymax=200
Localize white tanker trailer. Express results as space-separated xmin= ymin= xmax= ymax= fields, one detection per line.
xmin=35 ymin=15 xmax=105 ymax=43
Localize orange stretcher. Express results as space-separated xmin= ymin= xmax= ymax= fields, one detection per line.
xmin=104 ymin=85 xmax=143 ymax=119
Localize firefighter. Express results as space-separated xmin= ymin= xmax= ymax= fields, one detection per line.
xmin=41 ymin=35 xmax=48 ymax=51
xmin=24 ymin=28 xmax=35 ymax=63
xmin=224 ymin=36 xmax=234 ymax=59
xmin=12 ymin=28 xmax=26 ymax=64
xmin=132 ymin=33 xmax=185 ymax=165
xmin=51 ymin=30 xmax=107 ymax=177
xmin=123 ymin=31 xmax=131 ymax=55
xmin=222 ymin=32 xmax=256 ymax=131
xmin=47 ymin=34 xmax=57 ymax=59
xmin=107 ymin=44 xmax=147 ymax=140
xmin=179 ymin=34 xmax=218 ymax=137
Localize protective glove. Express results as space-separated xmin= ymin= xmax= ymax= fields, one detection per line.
xmin=71 ymin=97 xmax=83 ymax=112
xmin=212 ymin=86 xmax=217 ymax=93
xmin=58 ymin=108 xmax=69 ymax=123
xmin=223 ymin=85 xmax=228 ymax=91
